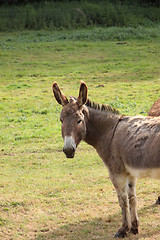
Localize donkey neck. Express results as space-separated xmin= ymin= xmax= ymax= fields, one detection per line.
xmin=84 ymin=107 xmax=120 ymax=153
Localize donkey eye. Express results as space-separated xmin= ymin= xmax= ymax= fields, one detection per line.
xmin=60 ymin=118 xmax=63 ymax=123
xmin=77 ymin=119 xmax=82 ymax=124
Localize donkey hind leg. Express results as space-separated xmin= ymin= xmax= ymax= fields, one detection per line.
xmin=156 ymin=196 xmax=160 ymax=204
xmin=110 ymin=174 xmax=131 ymax=238
xmin=127 ymin=177 xmax=139 ymax=235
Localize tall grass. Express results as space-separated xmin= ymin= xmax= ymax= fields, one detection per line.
xmin=0 ymin=1 xmax=160 ymax=31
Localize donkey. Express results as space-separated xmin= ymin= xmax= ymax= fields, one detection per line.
xmin=52 ymin=81 xmax=160 ymax=238
xmin=148 ymin=98 xmax=160 ymax=204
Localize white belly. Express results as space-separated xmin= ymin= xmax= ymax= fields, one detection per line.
xmin=125 ymin=165 xmax=160 ymax=179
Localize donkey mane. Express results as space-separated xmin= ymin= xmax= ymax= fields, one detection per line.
xmin=85 ymin=99 xmax=119 ymax=115
xmin=69 ymin=97 xmax=119 ymax=115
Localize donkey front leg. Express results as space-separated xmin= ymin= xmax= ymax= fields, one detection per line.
xmin=110 ymin=173 xmax=131 ymax=238
xmin=127 ymin=176 xmax=139 ymax=235
xmin=156 ymin=196 xmax=160 ymax=204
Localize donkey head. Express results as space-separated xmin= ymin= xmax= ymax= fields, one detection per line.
xmin=52 ymin=82 xmax=88 ymax=158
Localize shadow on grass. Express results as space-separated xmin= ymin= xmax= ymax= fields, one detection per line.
xmin=35 ymin=204 xmax=160 ymax=240
xmin=35 ymin=214 xmax=120 ymax=240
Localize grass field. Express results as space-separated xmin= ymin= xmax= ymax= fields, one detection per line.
xmin=0 ymin=29 xmax=160 ymax=239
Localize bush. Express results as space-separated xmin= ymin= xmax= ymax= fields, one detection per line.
xmin=0 ymin=1 xmax=160 ymax=31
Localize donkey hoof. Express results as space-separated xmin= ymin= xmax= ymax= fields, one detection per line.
xmin=155 ymin=196 xmax=160 ymax=205
xmin=114 ymin=230 xmax=127 ymax=238
xmin=130 ymin=227 xmax=138 ymax=235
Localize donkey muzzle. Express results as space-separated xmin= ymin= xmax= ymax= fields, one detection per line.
xmin=63 ymin=136 xmax=76 ymax=158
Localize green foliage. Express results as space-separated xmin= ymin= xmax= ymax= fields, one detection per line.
xmin=1 ymin=0 xmax=160 ymax=7
xmin=0 ymin=1 xmax=160 ymax=31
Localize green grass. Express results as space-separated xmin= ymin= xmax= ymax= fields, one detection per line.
xmin=0 ymin=29 xmax=160 ymax=239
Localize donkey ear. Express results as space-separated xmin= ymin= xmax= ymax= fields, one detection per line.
xmin=77 ymin=81 xmax=88 ymax=107
xmin=52 ymin=82 xmax=69 ymax=106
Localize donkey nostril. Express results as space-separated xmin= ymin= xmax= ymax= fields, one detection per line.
xmin=63 ymin=146 xmax=74 ymax=154
xmin=63 ymin=146 xmax=67 ymax=154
